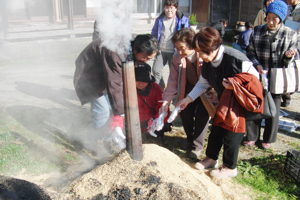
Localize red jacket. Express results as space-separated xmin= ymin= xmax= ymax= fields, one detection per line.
xmin=137 ymin=82 xmax=169 ymax=132
xmin=213 ymin=73 xmax=264 ymax=133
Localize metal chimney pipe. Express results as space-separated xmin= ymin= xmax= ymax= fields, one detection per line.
xmin=122 ymin=60 xmax=143 ymax=161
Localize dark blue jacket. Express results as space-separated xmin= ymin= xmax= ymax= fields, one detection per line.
xmin=151 ymin=10 xmax=190 ymax=42
xmin=237 ymin=28 xmax=253 ymax=50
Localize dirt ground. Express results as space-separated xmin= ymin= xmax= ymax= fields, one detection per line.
xmin=7 ymin=93 xmax=299 ymax=200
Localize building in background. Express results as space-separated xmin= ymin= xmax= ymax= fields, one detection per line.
xmin=1 ymin=0 xmax=267 ymax=37
xmin=2 ymin=0 xmax=192 ymax=22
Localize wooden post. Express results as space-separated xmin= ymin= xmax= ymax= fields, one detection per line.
xmin=122 ymin=60 xmax=143 ymax=161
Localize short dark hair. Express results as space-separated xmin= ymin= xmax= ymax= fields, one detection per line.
xmin=171 ymin=28 xmax=195 ymax=49
xmin=133 ymin=34 xmax=159 ymax=56
xmin=192 ymin=27 xmax=222 ymax=54
xmin=220 ymin=19 xmax=228 ymax=26
xmin=164 ymin=0 xmax=178 ymax=8
xmin=263 ymin=0 xmax=273 ymax=8
xmin=245 ymin=21 xmax=253 ymax=29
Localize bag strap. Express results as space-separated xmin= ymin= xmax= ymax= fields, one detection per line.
xmin=137 ymin=93 xmax=157 ymax=114
xmin=283 ymin=59 xmax=300 ymax=93
xmin=295 ymin=66 xmax=299 ymax=91
xmin=283 ymin=67 xmax=288 ymax=93
xmin=294 ymin=60 xmax=300 ymax=92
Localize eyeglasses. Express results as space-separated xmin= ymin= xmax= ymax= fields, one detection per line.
xmin=164 ymin=6 xmax=176 ymax=11
xmin=137 ymin=52 xmax=156 ymax=62
xmin=175 ymin=46 xmax=188 ymax=52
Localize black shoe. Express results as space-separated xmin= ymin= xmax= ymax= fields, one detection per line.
xmin=181 ymin=139 xmax=192 ymax=150
xmin=163 ymin=123 xmax=172 ymax=132
xmin=189 ymin=150 xmax=201 ymax=159
xmin=156 ymin=138 xmax=165 ymax=147
xmin=281 ymin=102 xmax=290 ymax=107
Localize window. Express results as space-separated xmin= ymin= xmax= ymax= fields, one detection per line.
xmin=131 ymin=0 xmax=190 ymax=18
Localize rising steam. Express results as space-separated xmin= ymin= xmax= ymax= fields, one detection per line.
xmin=95 ymin=0 xmax=133 ymax=58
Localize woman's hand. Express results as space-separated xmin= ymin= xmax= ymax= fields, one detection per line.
xmin=159 ymin=100 xmax=169 ymax=116
xmin=222 ymin=78 xmax=233 ymax=90
xmin=285 ymin=49 xmax=297 ymax=58
xmin=256 ymin=65 xmax=268 ymax=75
xmin=176 ymin=96 xmax=193 ymax=111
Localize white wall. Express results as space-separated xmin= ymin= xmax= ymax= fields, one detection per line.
xmin=86 ymin=0 xmax=101 ymax=8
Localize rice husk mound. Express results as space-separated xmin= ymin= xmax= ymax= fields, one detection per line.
xmin=66 ymin=144 xmax=251 ymax=200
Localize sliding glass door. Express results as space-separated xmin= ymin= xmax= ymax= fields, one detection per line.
xmin=132 ymin=0 xmax=190 ymax=18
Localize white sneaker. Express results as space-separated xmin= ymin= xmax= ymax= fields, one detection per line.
xmin=195 ymin=157 xmax=218 ymax=170
xmin=210 ymin=165 xmax=238 ymax=178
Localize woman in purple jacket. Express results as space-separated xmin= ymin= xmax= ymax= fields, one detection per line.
xmin=151 ymin=0 xmax=190 ymax=89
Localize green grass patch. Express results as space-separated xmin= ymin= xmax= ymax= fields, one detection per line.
xmin=63 ymin=153 xmax=80 ymax=162
xmin=236 ymin=155 xmax=300 ymax=199
xmin=0 ymin=132 xmax=59 ymax=175
xmin=0 ymin=109 xmax=84 ymax=176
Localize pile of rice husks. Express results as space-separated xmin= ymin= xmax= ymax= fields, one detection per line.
xmin=65 ymin=144 xmax=251 ymax=200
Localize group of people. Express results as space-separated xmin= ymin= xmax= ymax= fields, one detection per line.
xmin=74 ymin=0 xmax=299 ymax=178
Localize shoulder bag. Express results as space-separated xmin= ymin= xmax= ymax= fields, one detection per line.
xmin=245 ymin=89 xmax=277 ymax=121
xmin=270 ymin=59 xmax=300 ymax=94
xmin=246 ymin=73 xmax=277 ymax=121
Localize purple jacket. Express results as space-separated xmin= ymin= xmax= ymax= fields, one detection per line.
xmin=151 ymin=10 xmax=190 ymax=42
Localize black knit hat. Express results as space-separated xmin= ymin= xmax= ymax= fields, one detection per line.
xmin=135 ymin=63 xmax=155 ymax=82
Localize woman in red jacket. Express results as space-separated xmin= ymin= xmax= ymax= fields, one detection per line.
xmin=135 ymin=63 xmax=171 ymax=145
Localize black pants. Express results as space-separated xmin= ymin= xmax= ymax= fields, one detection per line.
xmin=282 ymin=93 xmax=292 ymax=104
xmin=179 ymin=97 xmax=210 ymax=151
xmin=246 ymin=93 xmax=281 ymax=143
xmin=206 ymin=125 xmax=245 ymax=169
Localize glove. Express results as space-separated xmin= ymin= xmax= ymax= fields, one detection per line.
xmin=112 ymin=127 xmax=126 ymax=150
xmin=110 ymin=115 xmax=124 ymax=130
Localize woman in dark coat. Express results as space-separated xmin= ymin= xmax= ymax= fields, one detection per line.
xmin=74 ymin=34 xmax=158 ymax=130
xmin=245 ymin=0 xmax=299 ymax=149
xmin=177 ymin=27 xmax=261 ymax=178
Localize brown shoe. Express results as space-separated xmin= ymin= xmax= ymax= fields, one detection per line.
xmin=195 ymin=157 xmax=218 ymax=170
xmin=210 ymin=165 xmax=237 ymax=178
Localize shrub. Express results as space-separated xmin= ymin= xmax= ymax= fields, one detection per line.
xmin=188 ymin=14 xmax=198 ymax=25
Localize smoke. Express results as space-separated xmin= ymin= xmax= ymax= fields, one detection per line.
xmin=1 ymin=0 xmax=135 ymax=189
xmin=6 ymin=1 xmax=25 ymax=11
xmin=5 ymin=0 xmax=39 ymax=13
xmin=95 ymin=0 xmax=133 ymax=58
